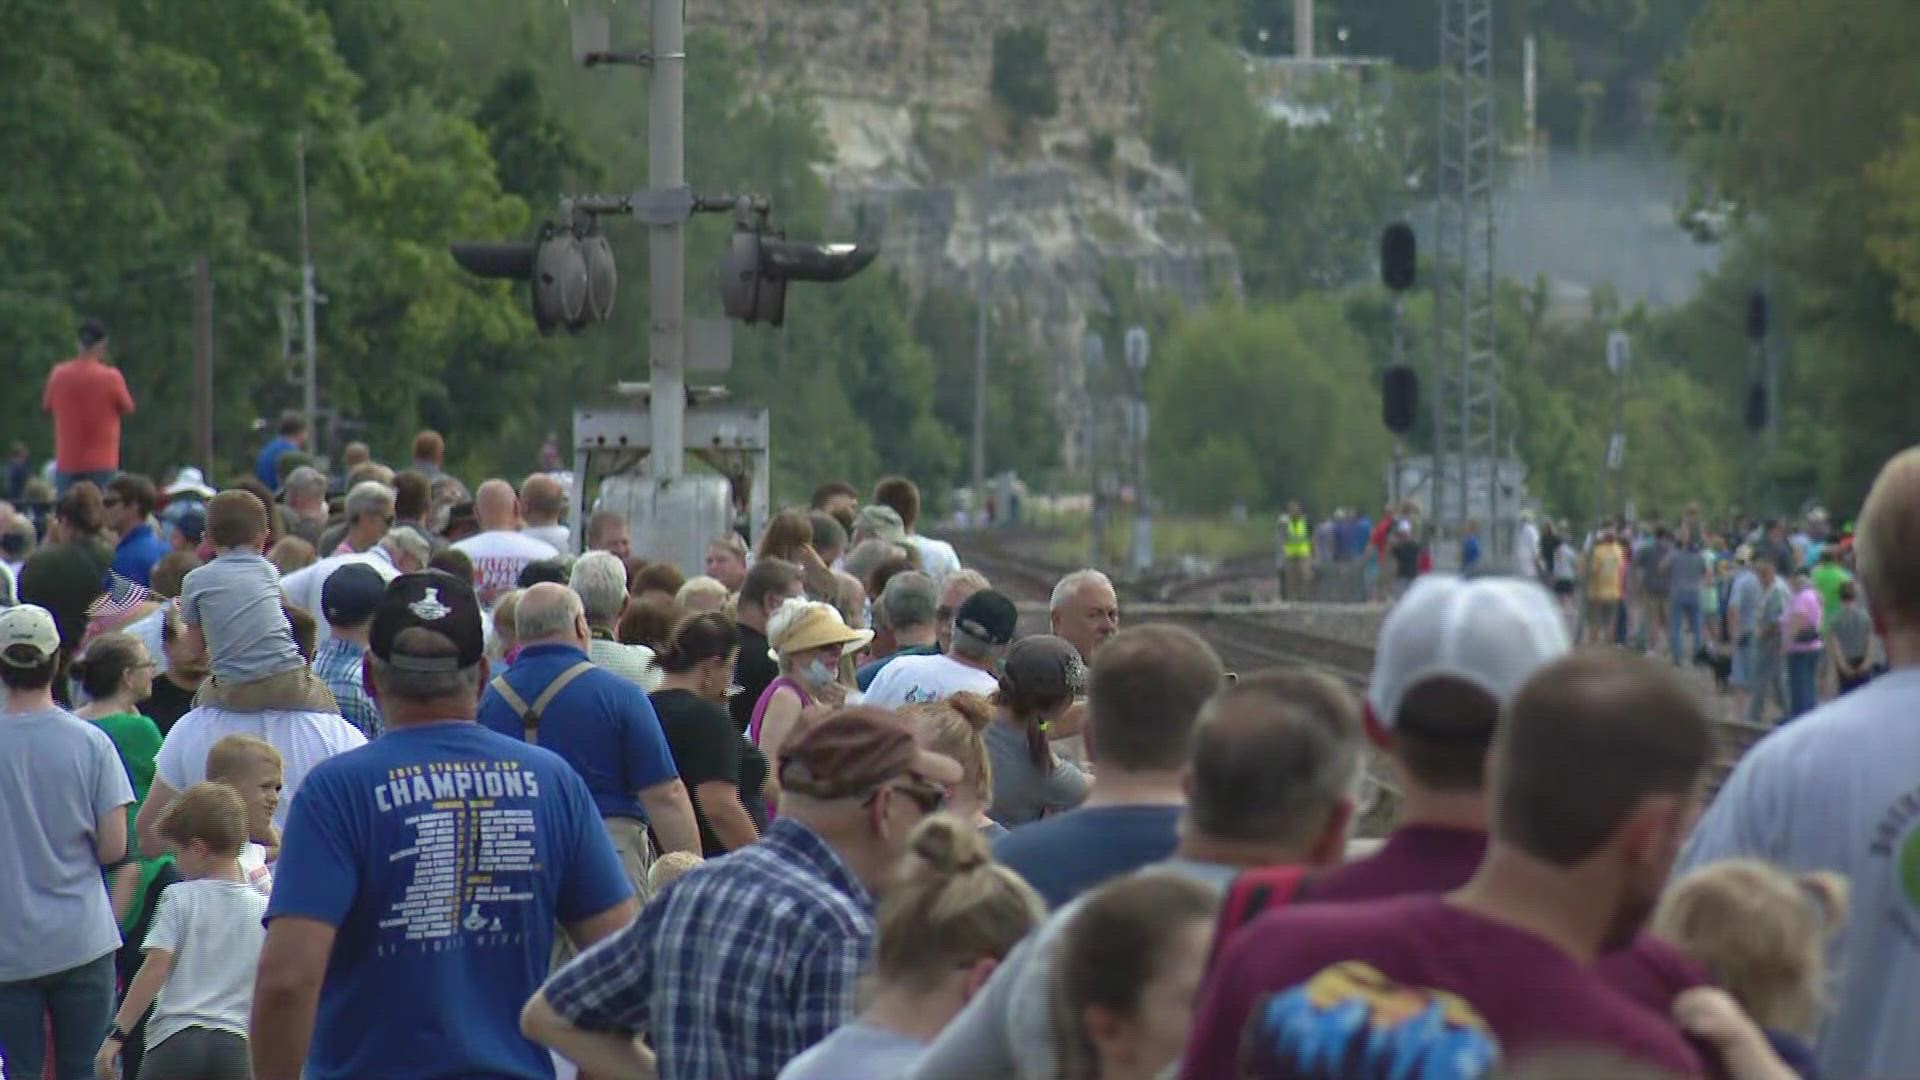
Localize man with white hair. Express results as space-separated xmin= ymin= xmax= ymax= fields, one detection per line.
xmin=478 ymin=583 xmax=700 ymax=897
xmin=569 ymin=550 xmax=659 ymax=691
xmin=934 ymin=569 xmax=990 ymax=654
xmin=329 ymin=480 xmax=395 ymax=558
xmin=1049 ymin=568 xmax=1119 ymax=664
xmin=283 ymin=465 xmax=330 ymax=547
xmin=454 ymin=478 xmax=558 ymax=605
xmin=279 ymin=526 xmax=432 ymax=650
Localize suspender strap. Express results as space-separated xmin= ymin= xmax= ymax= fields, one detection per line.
xmin=489 ymin=661 xmax=597 ymax=745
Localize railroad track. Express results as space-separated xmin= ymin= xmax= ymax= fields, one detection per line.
xmin=940 ymin=529 xmax=1766 ymax=825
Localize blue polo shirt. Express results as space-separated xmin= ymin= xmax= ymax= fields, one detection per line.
xmin=112 ymin=523 xmax=169 ymax=587
xmin=477 ymin=642 xmax=679 ymax=821
xmin=255 ymin=436 xmax=297 ymax=488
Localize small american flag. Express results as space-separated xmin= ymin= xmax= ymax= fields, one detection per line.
xmin=88 ymin=573 xmax=153 ymax=620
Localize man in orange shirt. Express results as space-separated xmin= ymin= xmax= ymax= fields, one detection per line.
xmin=42 ymin=319 xmax=134 ymax=494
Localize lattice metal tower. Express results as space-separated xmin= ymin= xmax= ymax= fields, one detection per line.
xmin=1430 ymin=0 xmax=1499 ymax=543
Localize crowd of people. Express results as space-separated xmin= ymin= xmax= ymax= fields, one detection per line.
xmin=2 ymin=320 xmax=1917 ymax=1079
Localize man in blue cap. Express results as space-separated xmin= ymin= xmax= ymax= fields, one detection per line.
xmin=311 ymin=563 xmax=388 ymax=738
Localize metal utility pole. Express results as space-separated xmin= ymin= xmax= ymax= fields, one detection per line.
xmin=296 ymin=134 xmax=319 ymax=437
xmin=1124 ymin=326 xmax=1152 ymax=573
xmin=1432 ymin=0 xmax=1499 ymax=557
xmin=649 ymin=0 xmax=688 ymax=483
xmin=1605 ymin=330 xmax=1629 ymax=522
xmin=971 ymin=157 xmax=991 ymax=523
xmin=192 ymin=254 xmax=214 ymax=472
xmin=1084 ymin=331 xmax=1106 ymax=569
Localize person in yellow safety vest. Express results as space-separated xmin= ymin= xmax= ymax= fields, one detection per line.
xmin=1279 ymin=502 xmax=1312 ymax=600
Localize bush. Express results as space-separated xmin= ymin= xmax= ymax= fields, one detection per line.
xmin=991 ymin=26 xmax=1060 ymax=130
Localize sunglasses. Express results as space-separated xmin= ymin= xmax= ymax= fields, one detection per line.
xmin=870 ymin=776 xmax=948 ymax=815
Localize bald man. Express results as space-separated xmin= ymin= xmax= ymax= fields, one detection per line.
xmin=477 ymin=582 xmax=701 ymax=896
xmin=520 ymin=473 xmax=571 ymax=552
xmin=453 ymin=478 xmax=558 ymax=605
xmin=1682 ymin=446 xmax=1920 ymax=1078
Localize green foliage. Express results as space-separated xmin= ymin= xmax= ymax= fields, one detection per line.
xmin=990 ymin=26 xmax=1062 ymax=132
xmin=914 ymin=287 xmax=1061 ymax=487
xmin=1146 ymin=297 xmax=1393 ymax=514
xmin=1662 ymin=0 xmax=1920 ymax=510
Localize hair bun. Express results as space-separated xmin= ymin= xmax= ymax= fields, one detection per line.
xmin=1798 ymin=871 xmax=1851 ymax=932
xmin=944 ymin=691 xmax=993 ymax=734
xmin=908 ymin=814 xmax=991 ymax=876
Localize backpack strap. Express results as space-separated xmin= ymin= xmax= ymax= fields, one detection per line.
xmin=1207 ymin=865 xmax=1311 ymax=971
xmin=490 ymin=661 xmax=596 ymax=745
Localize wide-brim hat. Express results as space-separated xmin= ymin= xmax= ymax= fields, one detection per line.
xmin=770 ymin=600 xmax=874 ymax=657
xmin=164 ymin=466 xmax=216 ymax=500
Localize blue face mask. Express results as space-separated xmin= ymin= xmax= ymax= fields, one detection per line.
xmin=801 ymin=658 xmax=836 ymax=687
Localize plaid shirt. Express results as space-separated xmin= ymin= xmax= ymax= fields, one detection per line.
xmin=541 ymin=817 xmax=875 ymax=1080
xmin=311 ymin=636 xmax=381 ymax=738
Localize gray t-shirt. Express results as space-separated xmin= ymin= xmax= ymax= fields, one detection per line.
xmin=1831 ymin=605 xmax=1872 ymax=662
xmin=777 ymin=1021 xmax=924 ymax=1080
xmin=180 ymin=549 xmax=303 ymax=683
xmin=1667 ymin=547 xmax=1708 ymax=595
xmin=1730 ymin=570 xmax=1762 ymax=636
xmin=982 ymin=722 xmax=1090 ymax=828
xmin=0 ymin=705 xmax=135 ymax=981
xmin=1681 ymin=668 xmax=1920 ymax=1079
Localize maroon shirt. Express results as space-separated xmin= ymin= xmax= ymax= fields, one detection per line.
xmin=1182 ymin=896 xmax=1706 ymax=1078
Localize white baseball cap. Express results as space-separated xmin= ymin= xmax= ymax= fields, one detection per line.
xmin=0 ymin=604 xmax=62 ymax=667
xmin=1369 ymin=575 xmax=1569 ymax=730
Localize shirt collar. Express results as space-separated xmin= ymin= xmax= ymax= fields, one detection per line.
xmin=319 ymin=635 xmax=366 ymax=658
xmin=760 ymin=818 xmax=875 ymax=911
xmin=517 ymin=641 xmax=590 ymax=663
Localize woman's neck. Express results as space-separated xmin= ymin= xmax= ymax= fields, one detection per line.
xmin=860 ymin=982 xmax=965 ymax=1044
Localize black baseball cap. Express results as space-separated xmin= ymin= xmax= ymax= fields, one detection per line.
xmin=322 ymin=563 xmax=388 ymax=629
xmin=954 ymin=589 xmax=1019 ymax=648
xmin=369 ymin=570 xmax=485 ymax=673
xmin=1001 ymin=635 xmax=1088 ymax=701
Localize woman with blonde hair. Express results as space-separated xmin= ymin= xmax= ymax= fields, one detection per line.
xmin=777 ymin=814 xmax=1044 ymax=1079
xmin=748 ymin=600 xmax=872 ymax=812
xmin=1654 ymin=859 xmax=1849 ymax=1078
xmin=900 ymin=691 xmax=1002 ymax=837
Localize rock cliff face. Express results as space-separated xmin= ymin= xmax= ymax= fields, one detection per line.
xmin=690 ymin=1 xmax=1242 ymax=472
xmin=689 ymin=0 xmax=1154 ymax=130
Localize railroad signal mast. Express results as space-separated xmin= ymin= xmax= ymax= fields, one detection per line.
xmin=449 ymin=2 xmax=875 ymax=572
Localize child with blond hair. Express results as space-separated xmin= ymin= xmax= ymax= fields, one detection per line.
xmin=204 ymin=734 xmax=284 ymax=895
xmin=1655 ymin=858 xmax=1849 ymax=1079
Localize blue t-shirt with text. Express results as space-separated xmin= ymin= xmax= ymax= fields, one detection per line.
xmin=477 ymin=643 xmax=680 ymax=821
xmin=266 ymin=722 xmax=633 ymax=1080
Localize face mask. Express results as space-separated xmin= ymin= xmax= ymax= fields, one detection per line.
xmin=801 ymin=658 xmax=836 ymax=687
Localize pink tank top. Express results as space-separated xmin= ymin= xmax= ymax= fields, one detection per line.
xmin=749 ymin=675 xmax=810 ymax=819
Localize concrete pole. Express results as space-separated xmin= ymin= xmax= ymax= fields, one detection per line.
xmin=1295 ymin=0 xmax=1314 ymax=60
xmin=971 ymin=157 xmax=991 ymax=524
xmin=649 ymin=0 xmax=687 ymax=481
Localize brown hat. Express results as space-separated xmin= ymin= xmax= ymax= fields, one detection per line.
xmin=779 ymin=707 xmax=958 ymax=799
xmin=1000 ymin=635 xmax=1087 ymax=701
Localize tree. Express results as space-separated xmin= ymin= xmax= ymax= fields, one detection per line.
xmin=990 ymin=26 xmax=1061 ymax=132
xmin=1145 ymin=298 xmax=1392 ymax=514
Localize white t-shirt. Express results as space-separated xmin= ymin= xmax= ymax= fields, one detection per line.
xmin=588 ymin=637 xmax=661 ymax=693
xmin=912 ymin=535 xmax=962 ymax=583
xmin=141 ymin=877 xmax=269 ymax=1049
xmin=238 ymin=842 xmax=273 ymax=897
xmin=863 ymin=653 xmax=1000 ymax=708
xmin=126 ymin=605 xmax=169 ymax=674
xmin=452 ymin=530 xmax=559 ymax=605
xmin=279 ymin=549 xmax=398 ymax=649
xmin=155 ymin=706 xmax=367 ymax=830
xmin=521 ymin=524 xmax=571 ymax=552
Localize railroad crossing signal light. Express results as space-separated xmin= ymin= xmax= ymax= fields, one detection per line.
xmin=1745 ymin=288 xmax=1770 ymax=342
xmin=717 ymin=228 xmax=879 ymax=327
xmin=1382 ymin=364 xmax=1419 ymax=434
xmin=1744 ymin=380 xmax=1768 ymax=432
xmin=1380 ymin=223 xmax=1417 ymax=293
xmin=450 ymin=221 xmax=617 ymax=335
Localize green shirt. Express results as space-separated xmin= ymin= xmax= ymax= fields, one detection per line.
xmin=89 ymin=710 xmax=173 ymax=932
xmin=1810 ymin=562 xmax=1852 ymax=629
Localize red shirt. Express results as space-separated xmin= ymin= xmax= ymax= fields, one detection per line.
xmin=1184 ymin=895 xmax=1705 ymax=1078
xmin=42 ymin=355 xmax=134 ymax=472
